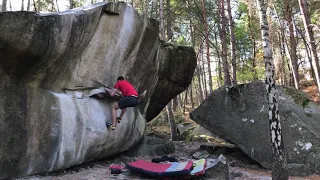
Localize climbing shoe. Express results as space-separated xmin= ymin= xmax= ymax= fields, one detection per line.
xmin=151 ymin=158 xmax=162 ymax=163
xmin=116 ymin=117 xmax=122 ymax=123
xmin=152 ymin=156 xmax=178 ymax=163
xmin=107 ymin=123 xmax=116 ymax=130
xmin=168 ymin=157 xmax=178 ymax=162
xmin=160 ymin=155 xmax=169 ymax=161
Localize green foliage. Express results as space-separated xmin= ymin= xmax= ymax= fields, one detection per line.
xmin=234 ymin=19 xmax=252 ymax=54
xmin=310 ymin=8 xmax=320 ymax=29
xmin=169 ymin=0 xmax=201 ymax=46
xmin=309 ymin=1 xmax=320 ymax=27
xmin=237 ymin=69 xmax=255 ymax=83
xmin=272 ymin=0 xmax=285 ymax=19
xmin=237 ymin=66 xmax=265 ymax=83
xmin=35 ymin=0 xmax=57 ymax=12
xmin=73 ymin=0 xmax=86 ymax=8
xmin=211 ymin=75 xmax=221 ymax=89
xmin=174 ymin=35 xmax=191 ymax=46
xmin=236 ymin=49 xmax=265 ymax=84
xmin=237 ymin=1 xmax=248 ymax=19
xmin=149 ymin=111 xmax=185 ymax=126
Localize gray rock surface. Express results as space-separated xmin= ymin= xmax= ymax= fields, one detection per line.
xmin=146 ymin=43 xmax=196 ymax=121
xmin=192 ymin=150 xmax=210 ymax=159
xmin=0 ymin=2 xmax=196 ymax=179
xmin=124 ymin=136 xmax=175 ymax=157
xmin=190 ymin=81 xmax=320 ymax=176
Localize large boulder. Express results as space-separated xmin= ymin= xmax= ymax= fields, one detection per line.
xmin=0 ymin=2 xmax=196 ymax=179
xmin=190 ymin=81 xmax=320 ymax=176
xmin=146 ymin=43 xmax=196 ymax=121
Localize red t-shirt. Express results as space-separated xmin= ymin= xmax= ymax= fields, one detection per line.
xmin=114 ymin=80 xmax=138 ymax=97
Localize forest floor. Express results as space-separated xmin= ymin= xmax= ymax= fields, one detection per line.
xmin=301 ymin=84 xmax=320 ymax=103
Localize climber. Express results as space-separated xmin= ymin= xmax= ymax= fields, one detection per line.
xmin=106 ymin=76 xmax=140 ymax=130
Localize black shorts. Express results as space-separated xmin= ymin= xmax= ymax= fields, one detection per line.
xmin=118 ymin=96 xmax=141 ymax=109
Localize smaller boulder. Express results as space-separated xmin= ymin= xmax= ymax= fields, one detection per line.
xmin=192 ymin=150 xmax=210 ymax=159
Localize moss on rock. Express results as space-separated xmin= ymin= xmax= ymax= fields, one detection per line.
xmin=148 ymin=111 xmax=185 ymax=126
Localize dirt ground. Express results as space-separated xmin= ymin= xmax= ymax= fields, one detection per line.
xmin=301 ymin=83 xmax=320 ymax=103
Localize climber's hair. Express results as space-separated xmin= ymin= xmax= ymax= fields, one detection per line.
xmin=117 ymin=76 xmax=125 ymax=81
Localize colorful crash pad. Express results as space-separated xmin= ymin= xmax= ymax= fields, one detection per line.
xmin=162 ymin=159 xmax=206 ymax=180
xmin=190 ymin=159 xmax=206 ymax=176
xmin=126 ymin=160 xmax=193 ymax=177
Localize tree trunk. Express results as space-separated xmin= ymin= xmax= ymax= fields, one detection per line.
xmin=256 ymin=0 xmax=288 ymax=179
xmin=166 ymin=101 xmax=179 ymax=141
xmin=178 ymin=94 xmax=183 ymax=110
xmin=172 ymin=97 xmax=178 ymax=111
xmin=162 ymin=0 xmax=176 ymax=139
xmin=299 ymin=0 xmax=320 ymax=94
xmin=21 ymin=0 xmax=24 ymax=11
xmin=190 ymin=85 xmax=194 ymax=108
xmin=227 ymin=0 xmax=237 ymax=85
xmin=197 ymin=66 xmax=204 ymax=103
xmin=278 ymin=32 xmax=286 ymax=85
xmin=298 ymin=27 xmax=316 ymax=86
xmin=190 ymin=19 xmax=195 ymax=48
xmin=32 ymin=0 xmax=37 ymax=12
xmin=150 ymin=0 xmax=155 ymax=18
xmin=273 ymin=3 xmax=294 ymax=87
xmin=190 ymin=16 xmax=199 ymax=105
xmin=69 ymin=0 xmax=73 ymax=9
xmin=27 ymin=0 xmax=30 ymax=11
xmin=284 ymin=0 xmax=299 ymax=89
xmin=51 ymin=0 xmax=54 ymax=12
xmin=283 ymin=35 xmax=294 ymax=87
xmin=219 ymin=0 xmax=231 ymax=86
xmin=37 ymin=0 xmax=41 ymax=12
xmin=56 ymin=0 xmax=59 ymax=12
xmin=166 ymin=0 xmax=173 ymax=40
xmin=183 ymin=89 xmax=188 ymax=113
xmin=281 ymin=30 xmax=291 ymax=86
xmin=247 ymin=8 xmax=257 ymax=81
xmin=201 ymin=0 xmax=213 ymax=94
xmin=196 ymin=65 xmax=204 ymax=103
xmin=159 ymin=0 xmax=164 ymax=40
xmin=2 ymin=0 xmax=7 ymax=11
xmin=214 ymin=31 xmax=223 ymax=86
xmin=252 ymin=38 xmax=257 ymax=81
xmin=201 ymin=49 xmax=208 ymax=98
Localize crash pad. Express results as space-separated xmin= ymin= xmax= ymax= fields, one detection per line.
xmin=126 ymin=160 xmax=193 ymax=177
xmin=190 ymin=159 xmax=206 ymax=176
xmin=162 ymin=159 xmax=206 ymax=180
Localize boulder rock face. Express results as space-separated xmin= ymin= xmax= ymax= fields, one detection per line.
xmin=190 ymin=81 xmax=320 ymax=175
xmin=0 ymin=2 xmax=196 ymax=179
xmin=146 ymin=43 xmax=196 ymax=121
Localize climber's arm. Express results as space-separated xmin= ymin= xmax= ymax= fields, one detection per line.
xmin=106 ymin=88 xmax=122 ymax=97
